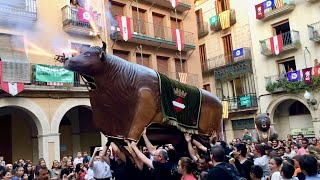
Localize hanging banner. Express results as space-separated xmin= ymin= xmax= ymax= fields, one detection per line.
xmin=270 ymin=34 xmax=283 ymax=55
xmin=117 ymin=16 xmax=132 ymax=41
xmin=0 ymin=61 xmax=24 ymax=96
xmin=209 ymin=15 xmax=218 ymax=25
xmin=169 ymin=0 xmax=179 ymax=8
xmin=314 ymin=66 xmax=320 ymax=76
xmin=222 ymin=101 xmax=229 ymax=119
xmin=78 ymin=8 xmax=94 ymax=23
xmin=233 ymin=48 xmax=244 ymax=58
xmin=264 ymin=0 xmax=275 ymax=9
xmin=35 ymin=64 xmax=74 ymax=83
xmin=255 ymin=2 xmax=265 ymax=20
xmin=173 ymin=29 xmax=184 ymax=51
xmin=239 ymin=96 xmax=252 ymax=107
xmin=287 ymin=70 xmax=301 ymax=82
xmin=302 ymin=68 xmax=312 ymax=85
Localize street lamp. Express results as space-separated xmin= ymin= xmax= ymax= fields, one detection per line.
xmin=304 ymin=90 xmax=318 ymax=109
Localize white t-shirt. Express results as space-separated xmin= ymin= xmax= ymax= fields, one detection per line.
xmin=74 ymin=157 xmax=84 ymax=165
xmin=254 ymin=155 xmax=270 ymax=179
xmin=283 ymin=177 xmax=298 ymax=180
xmin=90 ymin=161 xmax=112 ymax=179
xmin=271 ymin=171 xmax=281 ymax=180
xmin=85 ymin=168 xmax=94 ymax=180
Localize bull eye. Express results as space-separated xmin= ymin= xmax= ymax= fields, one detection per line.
xmin=84 ymin=52 xmax=91 ymax=56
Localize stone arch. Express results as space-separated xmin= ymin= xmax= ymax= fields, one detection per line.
xmin=266 ymin=94 xmax=316 ymax=123
xmin=0 ymin=98 xmax=50 ymax=135
xmin=51 ymin=98 xmax=91 ymax=134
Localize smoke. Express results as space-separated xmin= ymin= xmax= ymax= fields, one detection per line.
xmin=105 ymin=2 xmax=117 ymax=28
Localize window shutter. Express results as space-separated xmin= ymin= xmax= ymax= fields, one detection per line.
xmin=113 ymin=49 xmax=129 ymax=61
xmin=157 ymin=56 xmax=169 ymax=75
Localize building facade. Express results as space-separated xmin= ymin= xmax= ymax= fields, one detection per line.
xmin=195 ymin=0 xmax=258 ymax=142
xmin=248 ymin=0 xmax=320 ymax=139
xmin=0 ymin=0 xmax=201 ymax=165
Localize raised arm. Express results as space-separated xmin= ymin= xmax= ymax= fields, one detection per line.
xmin=110 ymin=142 xmax=126 ymax=163
xmin=192 ymin=139 xmax=208 ymax=153
xmin=130 ymin=141 xmax=154 ymax=169
xmin=125 ymin=140 xmax=144 ymax=171
xmin=89 ymin=147 xmax=98 ymax=167
xmin=184 ymin=133 xmax=198 ymax=161
xmin=142 ymin=127 xmax=156 ymax=155
xmin=100 ymin=143 xmax=111 ymax=165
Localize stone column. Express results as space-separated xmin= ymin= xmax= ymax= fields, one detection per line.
xmin=224 ymin=119 xmax=234 ymax=143
xmin=312 ymin=118 xmax=320 ymax=138
xmin=37 ymin=133 xmax=61 ymax=167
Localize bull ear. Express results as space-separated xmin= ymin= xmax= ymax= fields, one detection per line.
xmin=99 ymin=51 xmax=105 ymax=61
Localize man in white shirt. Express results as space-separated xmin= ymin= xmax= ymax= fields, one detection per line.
xmin=89 ymin=145 xmax=112 ymax=180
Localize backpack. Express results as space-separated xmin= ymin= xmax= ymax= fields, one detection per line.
xmin=215 ymin=163 xmax=247 ymax=180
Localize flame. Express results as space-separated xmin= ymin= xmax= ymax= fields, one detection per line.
xmin=62 ymin=49 xmax=79 ymax=54
xmin=24 ymin=40 xmax=54 ymax=57
xmin=89 ymin=18 xmax=99 ymax=36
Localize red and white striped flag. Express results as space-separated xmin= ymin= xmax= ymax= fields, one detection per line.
xmin=117 ymin=16 xmax=132 ymax=41
xmin=270 ymin=34 xmax=283 ymax=55
xmin=178 ymin=72 xmax=188 ymax=83
xmin=169 ymin=0 xmax=179 ymax=8
xmin=173 ymin=29 xmax=184 ymax=51
xmin=0 ymin=61 xmax=24 ymax=96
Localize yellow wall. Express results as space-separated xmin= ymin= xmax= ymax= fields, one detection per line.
xmin=11 ymin=113 xmax=34 ymax=162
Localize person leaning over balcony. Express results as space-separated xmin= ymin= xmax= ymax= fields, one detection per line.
xmin=70 ymin=0 xmax=80 ymax=8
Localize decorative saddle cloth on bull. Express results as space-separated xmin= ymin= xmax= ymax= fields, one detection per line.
xmin=157 ymin=72 xmax=202 ymax=134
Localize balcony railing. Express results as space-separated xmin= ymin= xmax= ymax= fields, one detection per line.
xmin=260 ymin=30 xmax=300 ymax=56
xmin=202 ymin=47 xmax=252 ymax=72
xmin=305 ymin=0 xmax=319 ymax=2
xmin=210 ymin=9 xmax=236 ymax=31
xmin=138 ymin=0 xmax=191 ymax=12
xmin=0 ymin=0 xmax=37 ymax=23
xmin=257 ymin=0 xmax=295 ymax=21
xmin=61 ymin=5 xmax=102 ymax=36
xmin=308 ymin=21 xmax=320 ymax=42
xmin=197 ymin=21 xmax=209 ymax=38
xmin=161 ymin=72 xmax=199 ymax=87
xmin=110 ymin=18 xmax=195 ymax=51
xmin=226 ymin=93 xmax=258 ymax=112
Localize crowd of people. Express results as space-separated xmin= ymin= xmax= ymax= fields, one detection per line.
xmin=1 ymin=128 xmax=320 ymax=180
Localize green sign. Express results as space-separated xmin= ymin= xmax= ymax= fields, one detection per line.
xmin=239 ymin=96 xmax=252 ymax=107
xmin=290 ymin=128 xmax=314 ymax=136
xmin=209 ymin=15 xmax=218 ymax=25
xmin=35 ymin=64 xmax=74 ymax=83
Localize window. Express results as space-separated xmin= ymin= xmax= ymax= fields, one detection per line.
xmin=152 ymin=12 xmax=165 ymax=39
xmin=203 ymin=84 xmax=211 ymax=92
xmin=230 ymin=78 xmax=243 ymax=97
xmin=136 ymin=53 xmax=151 ymax=68
xmin=170 ymin=18 xmax=181 ymax=30
xmin=222 ymin=34 xmax=233 ymax=64
xmin=195 ymin=9 xmax=204 ymax=31
xmin=132 ymin=7 xmax=146 ymax=35
xmin=199 ymin=44 xmax=207 ymax=71
xmin=175 ymin=59 xmax=187 ymax=73
xmin=216 ymin=0 xmax=230 ymax=14
xmin=157 ymin=56 xmax=169 ymax=75
xmin=109 ymin=1 xmax=125 ymax=17
xmin=277 ymin=57 xmax=296 ymax=74
xmin=113 ymin=49 xmax=129 ymax=61
xmin=272 ymin=20 xmax=291 ymax=46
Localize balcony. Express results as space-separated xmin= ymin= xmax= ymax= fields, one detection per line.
xmin=110 ymin=18 xmax=195 ymax=52
xmin=210 ymin=9 xmax=236 ymax=31
xmin=203 ymin=47 xmax=252 ymax=72
xmin=260 ymin=30 xmax=301 ymax=56
xmin=197 ymin=21 xmax=209 ymax=38
xmin=0 ymin=0 xmax=37 ymax=24
xmin=139 ymin=0 xmax=191 ymax=12
xmin=61 ymin=5 xmax=102 ymax=36
xmin=159 ymin=72 xmax=199 ymax=87
xmin=258 ymin=0 xmax=295 ymax=21
xmin=308 ymin=21 xmax=320 ymax=42
xmin=305 ymin=0 xmax=319 ymax=2
xmin=226 ymin=93 xmax=258 ymax=112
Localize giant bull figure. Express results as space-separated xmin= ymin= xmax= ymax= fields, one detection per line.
xmin=63 ymin=46 xmax=222 ymax=144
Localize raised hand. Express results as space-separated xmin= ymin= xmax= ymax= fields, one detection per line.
xmin=184 ymin=133 xmax=192 ymax=142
